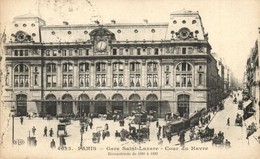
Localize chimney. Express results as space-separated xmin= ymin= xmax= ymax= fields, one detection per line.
xmin=143 ymin=19 xmax=148 ymax=24
xmin=63 ymin=21 xmax=69 ymax=25
xmin=111 ymin=20 xmax=116 ymax=24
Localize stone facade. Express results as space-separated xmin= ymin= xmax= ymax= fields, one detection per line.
xmin=3 ymin=10 xmax=220 ymax=117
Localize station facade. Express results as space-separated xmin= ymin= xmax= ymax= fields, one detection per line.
xmin=3 ymin=10 xmax=220 ymax=117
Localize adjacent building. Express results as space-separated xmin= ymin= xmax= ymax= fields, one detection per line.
xmin=3 ymin=10 xmax=221 ymax=118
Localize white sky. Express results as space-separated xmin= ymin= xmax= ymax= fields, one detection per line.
xmin=1 ymin=0 xmax=260 ymax=82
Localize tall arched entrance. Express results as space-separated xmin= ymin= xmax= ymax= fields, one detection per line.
xmin=78 ymin=94 xmax=90 ymax=116
xmin=129 ymin=94 xmax=141 ymax=114
xmin=111 ymin=94 xmax=124 ymax=112
xmin=16 ymin=94 xmax=27 ymax=116
xmin=95 ymin=94 xmax=107 ymax=114
xmin=177 ymin=94 xmax=190 ymax=118
xmin=146 ymin=94 xmax=158 ymax=112
xmin=62 ymin=94 xmax=73 ymax=114
xmin=45 ymin=94 xmax=57 ymax=116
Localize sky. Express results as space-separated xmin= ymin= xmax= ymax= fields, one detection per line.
xmin=1 ymin=0 xmax=260 ymax=82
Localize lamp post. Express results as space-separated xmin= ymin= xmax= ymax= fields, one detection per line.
xmin=11 ymin=106 xmax=16 ymax=144
xmin=80 ymin=127 xmax=84 ymax=148
xmin=137 ymin=102 xmax=142 ymax=143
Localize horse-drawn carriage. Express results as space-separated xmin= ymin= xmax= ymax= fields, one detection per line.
xmin=235 ymin=116 xmax=243 ymax=127
xmin=199 ymin=127 xmax=214 ymax=142
xmin=57 ymin=123 xmax=68 ymax=137
xmin=212 ymin=135 xmax=224 ymax=146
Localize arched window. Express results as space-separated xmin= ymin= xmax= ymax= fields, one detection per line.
xmin=14 ymin=64 xmax=29 ymax=87
xmin=112 ymin=62 xmax=124 ymax=87
xmin=46 ymin=63 xmax=57 ymax=87
xmin=62 ymin=63 xmax=73 ymax=87
xmin=79 ymin=63 xmax=90 ymax=87
xmin=96 ymin=62 xmax=106 ymax=87
xmin=147 ymin=62 xmax=158 ymax=87
xmin=130 ymin=62 xmax=141 ymax=87
xmin=176 ymin=62 xmax=192 ymax=87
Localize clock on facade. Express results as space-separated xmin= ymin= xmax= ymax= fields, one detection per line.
xmin=178 ymin=28 xmax=190 ymax=40
xmin=96 ymin=41 xmax=107 ymax=52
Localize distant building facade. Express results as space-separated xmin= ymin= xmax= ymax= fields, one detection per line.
xmin=3 ymin=10 xmax=220 ymax=117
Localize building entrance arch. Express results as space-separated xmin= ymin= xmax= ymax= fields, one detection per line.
xmin=146 ymin=94 xmax=158 ymax=112
xmin=111 ymin=94 xmax=124 ymax=112
xmin=45 ymin=94 xmax=57 ymax=116
xmin=78 ymin=94 xmax=90 ymax=116
xmin=128 ymin=94 xmax=141 ymax=114
xmin=62 ymin=94 xmax=73 ymax=114
xmin=95 ymin=94 xmax=107 ymax=114
xmin=177 ymin=94 xmax=190 ymax=118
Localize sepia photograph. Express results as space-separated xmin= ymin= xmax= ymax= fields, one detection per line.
xmin=0 ymin=0 xmax=259 ymax=159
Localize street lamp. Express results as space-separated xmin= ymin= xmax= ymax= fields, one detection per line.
xmin=11 ymin=106 xmax=16 ymax=144
xmin=80 ymin=127 xmax=84 ymax=148
xmin=137 ymin=102 xmax=142 ymax=143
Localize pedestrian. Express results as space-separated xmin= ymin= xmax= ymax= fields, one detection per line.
xmin=89 ymin=121 xmax=93 ymax=129
xmin=158 ymin=125 xmax=162 ymax=133
xmin=102 ymin=130 xmax=106 ymax=140
xmin=43 ymin=126 xmax=47 ymax=137
xmin=157 ymin=132 xmax=160 ymax=140
xmin=32 ymin=126 xmax=36 ymax=135
xmin=85 ymin=124 xmax=88 ymax=131
xmin=156 ymin=121 xmax=159 ymax=128
xmin=227 ymin=117 xmax=230 ymax=126
xmin=49 ymin=128 xmax=53 ymax=137
xmin=50 ymin=139 xmax=56 ymax=149
xmin=28 ymin=114 xmax=31 ymax=120
xmin=105 ymin=123 xmax=109 ymax=130
xmin=167 ymin=133 xmax=172 ymax=143
xmin=20 ymin=116 xmax=24 ymax=125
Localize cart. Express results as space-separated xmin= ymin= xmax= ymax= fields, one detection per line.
xmin=57 ymin=123 xmax=68 ymax=137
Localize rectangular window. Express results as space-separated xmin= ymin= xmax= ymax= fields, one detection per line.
xmin=53 ymin=50 xmax=57 ymax=56
xmin=79 ymin=49 xmax=83 ymax=56
xmin=101 ymin=74 xmax=106 ymax=87
xmin=118 ymin=74 xmax=123 ymax=86
xmin=130 ymin=48 xmax=134 ymax=55
xmin=113 ymin=49 xmax=117 ymax=55
xmin=147 ymin=48 xmax=151 ymax=55
xmin=69 ymin=49 xmax=73 ymax=56
xmin=52 ymin=75 xmax=57 ymax=87
xmin=182 ymin=48 xmax=187 ymax=54
xmin=154 ymin=48 xmax=159 ymax=55
xmin=86 ymin=49 xmax=89 ymax=55
xmin=20 ymin=50 xmax=24 ymax=56
xmin=137 ymin=48 xmax=141 ymax=55
xmin=119 ymin=63 xmax=123 ymax=71
xmin=14 ymin=50 xmax=18 ymax=56
xmin=63 ymin=75 xmax=68 ymax=87
xmin=119 ymin=48 xmax=124 ymax=55
xmin=68 ymin=75 xmax=73 ymax=87
xmin=188 ymin=47 xmax=193 ymax=54
xmin=62 ymin=50 xmax=67 ymax=56
xmin=176 ymin=74 xmax=180 ymax=87
xmin=47 ymin=75 xmax=52 ymax=87
xmin=25 ymin=50 xmax=29 ymax=56
xmin=199 ymin=74 xmax=202 ymax=85
xmin=46 ymin=50 xmax=50 ymax=56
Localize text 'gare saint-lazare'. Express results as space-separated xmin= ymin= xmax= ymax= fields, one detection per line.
xmin=4 ymin=10 xmax=226 ymax=119
xmin=106 ymin=146 xmax=208 ymax=151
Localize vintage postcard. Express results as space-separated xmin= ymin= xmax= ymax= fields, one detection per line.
xmin=0 ymin=0 xmax=259 ymax=159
